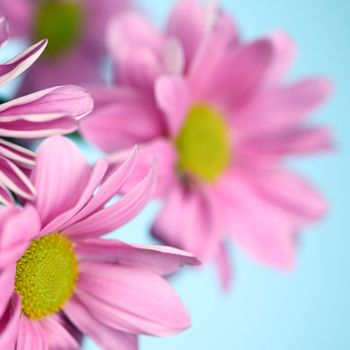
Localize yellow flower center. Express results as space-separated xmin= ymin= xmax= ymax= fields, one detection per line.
xmin=33 ymin=1 xmax=83 ymax=59
xmin=175 ymin=104 xmax=231 ymax=182
xmin=15 ymin=233 xmax=78 ymax=320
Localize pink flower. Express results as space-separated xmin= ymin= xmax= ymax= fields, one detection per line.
xmin=0 ymin=19 xmax=93 ymax=206
xmin=80 ymin=0 xmax=332 ymax=287
xmin=0 ymin=0 xmax=129 ymax=94
xmin=0 ymin=136 xmax=198 ymax=349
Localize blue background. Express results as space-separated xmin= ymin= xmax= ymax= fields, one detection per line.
xmin=1 ymin=0 xmax=349 ymax=349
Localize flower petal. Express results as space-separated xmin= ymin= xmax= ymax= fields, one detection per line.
xmin=0 ymin=17 xmax=8 ymax=46
xmin=0 ymin=182 xmax=15 ymax=207
xmin=0 ymin=39 xmax=47 ymax=88
xmin=64 ymin=295 xmax=138 ymax=350
xmin=0 ymin=139 xmax=35 ymax=170
xmin=76 ymin=262 xmax=191 ymax=336
xmin=0 ymin=265 xmax=15 ymax=318
xmin=16 ymin=316 xmax=47 ymax=350
xmin=76 ymin=238 xmax=199 ymax=276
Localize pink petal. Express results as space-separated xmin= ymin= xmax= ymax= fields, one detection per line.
xmin=0 ymin=182 xmax=15 ymax=206
xmin=0 ymin=17 xmax=8 ymax=45
xmin=0 ymin=265 xmax=15 ymax=318
xmin=65 ymin=164 xmax=155 ymax=239
xmin=76 ymin=262 xmax=191 ymax=336
xmin=236 ymin=78 xmax=332 ymax=137
xmin=0 ymin=294 xmax=21 ymax=349
xmin=216 ymin=172 xmax=296 ymax=269
xmin=0 ymin=156 xmax=35 ymax=200
xmin=64 ymin=295 xmax=138 ymax=350
xmin=40 ymin=316 xmax=80 ymax=350
xmin=16 ymin=316 xmax=48 ymax=350
xmin=191 ymin=38 xmax=274 ymax=109
xmin=0 ymin=139 xmax=35 ymax=169
xmin=30 ymin=136 xmax=91 ymax=228
xmin=76 ymin=238 xmax=199 ymax=276
xmin=0 ymin=206 xmax=40 ymax=268
xmin=80 ymin=86 xmax=164 ymax=152
xmin=166 ymin=0 xmax=206 ymax=68
xmin=0 ymin=39 xmax=47 ymax=88
xmin=214 ymin=243 xmax=232 ymax=290
xmin=152 ymin=185 xmax=222 ymax=262
xmin=155 ymin=75 xmax=190 ymax=136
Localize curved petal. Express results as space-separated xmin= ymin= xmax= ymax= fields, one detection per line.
xmin=155 ymin=76 xmax=190 ymax=136
xmin=16 ymin=316 xmax=47 ymax=350
xmin=0 ymin=294 xmax=21 ymax=349
xmin=64 ymin=295 xmax=137 ymax=350
xmin=0 ymin=17 xmax=8 ymax=45
xmin=76 ymin=238 xmax=199 ymax=276
xmin=30 ymin=136 xmax=90 ymax=228
xmin=80 ymin=86 xmax=164 ymax=152
xmin=0 ymin=139 xmax=35 ymax=169
xmin=65 ymin=165 xmax=155 ymax=239
xmin=76 ymin=262 xmax=191 ymax=336
xmin=0 ymin=182 xmax=15 ymax=207
xmin=0 ymin=265 xmax=16 ymax=318
xmin=0 ymin=40 xmax=47 ymax=88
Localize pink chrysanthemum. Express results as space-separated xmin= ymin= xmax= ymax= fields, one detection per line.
xmin=0 ymin=136 xmax=198 ymax=349
xmin=0 ymin=0 xmax=129 ymax=94
xmin=80 ymin=0 xmax=332 ymax=287
xmin=0 ymin=19 xmax=93 ymax=206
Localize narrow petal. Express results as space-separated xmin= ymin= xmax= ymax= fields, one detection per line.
xmin=64 ymin=296 xmax=138 ymax=350
xmin=65 ymin=165 xmax=155 ymax=239
xmin=0 ymin=182 xmax=15 ymax=206
xmin=16 ymin=316 xmax=47 ymax=350
xmin=214 ymin=243 xmax=232 ymax=290
xmin=0 ymin=139 xmax=35 ymax=169
xmin=30 ymin=136 xmax=91 ymax=228
xmin=155 ymin=76 xmax=190 ymax=136
xmin=40 ymin=316 xmax=80 ymax=350
xmin=0 ymin=17 xmax=8 ymax=45
xmin=0 ymin=40 xmax=47 ymax=88
xmin=0 ymin=155 xmax=35 ymax=200
xmin=76 ymin=238 xmax=199 ymax=276
xmin=0 ymin=265 xmax=16 ymax=318
xmin=76 ymin=262 xmax=191 ymax=336
xmin=80 ymin=87 xmax=164 ymax=152
xmin=0 ymin=294 xmax=21 ymax=349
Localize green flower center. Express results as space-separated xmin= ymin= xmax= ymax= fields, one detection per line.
xmin=15 ymin=233 xmax=78 ymax=320
xmin=175 ymin=104 xmax=231 ymax=182
xmin=33 ymin=1 xmax=83 ymax=59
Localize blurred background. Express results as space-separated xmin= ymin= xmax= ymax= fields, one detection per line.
xmin=1 ymin=0 xmax=349 ymax=349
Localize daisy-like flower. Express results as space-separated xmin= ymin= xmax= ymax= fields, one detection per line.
xmin=0 ymin=0 xmax=129 ymax=94
xmin=0 ymin=136 xmax=198 ymax=350
xmin=0 ymin=18 xmax=93 ymax=206
xmin=80 ymin=0 xmax=332 ymax=287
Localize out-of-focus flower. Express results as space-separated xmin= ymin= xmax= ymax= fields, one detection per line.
xmin=80 ymin=0 xmax=332 ymax=287
xmin=0 ymin=136 xmax=198 ymax=350
xmin=0 ymin=0 xmax=129 ymax=94
xmin=0 ymin=19 xmax=93 ymax=205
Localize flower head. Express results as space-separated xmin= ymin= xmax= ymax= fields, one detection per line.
xmin=80 ymin=0 xmax=332 ymax=287
xmin=0 ymin=136 xmax=198 ymax=349
xmin=0 ymin=0 xmax=129 ymax=93
xmin=0 ymin=18 xmax=93 ymax=205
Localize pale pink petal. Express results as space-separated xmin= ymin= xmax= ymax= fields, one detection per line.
xmin=80 ymin=86 xmax=164 ymax=152
xmin=191 ymin=38 xmax=274 ymax=109
xmin=0 ymin=294 xmax=21 ymax=349
xmin=0 ymin=40 xmax=47 ymax=88
xmin=0 ymin=265 xmax=16 ymax=318
xmin=163 ymin=38 xmax=185 ymax=75
xmin=30 ymin=136 xmax=91 ymax=228
xmin=0 ymin=85 xmax=94 ymax=121
xmin=76 ymin=238 xmax=199 ymax=276
xmin=61 ymin=147 xmax=138 ymax=229
xmin=65 ymin=165 xmax=155 ymax=239
xmin=40 ymin=316 xmax=80 ymax=350
xmin=16 ymin=316 xmax=47 ymax=350
xmin=0 ymin=139 xmax=35 ymax=169
xmin=216 ymin=173 xmax=296 ymax=269
xmin=166 ymin=0 xmax=206 ymax=68
xmin=243 ymin=168 xmax=328 ymax=225
xmin=64 ymin=295 xmax=138 ymax=350
xmin=152 ymin=185 xmax=222 ymax=262
xmin=236 ymin=78 xmax=332 ymax=136
xmin=76 ymin=262 xmax=191 ymax=336
xmin=155 ymin=76 xmax=190 ymax=136
xmin=0 ymin=182 xmax=15 ymax=206
xmin=214 ymin=243 xmax=232 ymax=290
xmin=0 ymin=206 xmax=40 ymax=268
xmin=0 ymin=17 xmax=8 ymax=45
